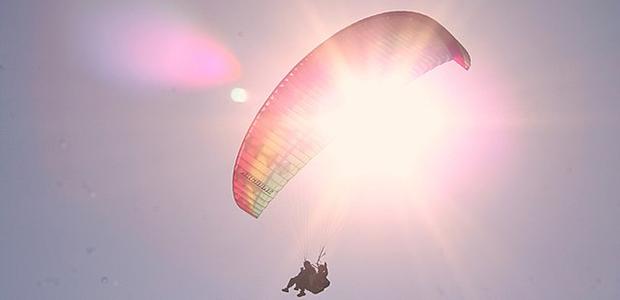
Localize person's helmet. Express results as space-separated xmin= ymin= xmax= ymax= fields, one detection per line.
xmin=303 ymin=261 xmax=312 ymax=268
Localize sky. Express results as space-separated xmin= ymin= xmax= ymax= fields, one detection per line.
xmin=1 ymin=0 xmax=620 ymax=299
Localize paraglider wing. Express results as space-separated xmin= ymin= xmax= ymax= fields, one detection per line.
xmin=232 ymin=11 xmax=470 ymax=218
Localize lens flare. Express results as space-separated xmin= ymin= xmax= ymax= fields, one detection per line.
xmin=78 ymin=6 xmax=241 ymax=88
xmin=230 ymin=87 xmax=248 ymax=103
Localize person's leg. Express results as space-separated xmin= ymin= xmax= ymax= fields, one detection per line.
xmin=296 ymin=277 xmax=307 ymax=297
xmin=282 ymin=276 xmax=298 ymax=292
xmin=287 ymin=277 xmax=298 ymax=288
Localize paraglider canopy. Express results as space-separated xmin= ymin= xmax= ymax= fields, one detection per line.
xmin=232 ymin=11 xmax=470 ymax=218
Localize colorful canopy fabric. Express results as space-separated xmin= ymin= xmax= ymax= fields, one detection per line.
xmin=232 ymin=11 xmax=471 ymax=218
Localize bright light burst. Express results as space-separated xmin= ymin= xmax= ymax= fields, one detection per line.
xmin=309 ymin=63 xmax=515 ymax=212
xmin=230 ymin=87 xmax=248 ymax=103
xmin=315 ymin=72 xmax=454 ymax=180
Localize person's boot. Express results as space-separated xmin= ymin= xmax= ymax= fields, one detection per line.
xmin=281 ymin=287 xmax=289 ymax=293
xmin=297 ymin=290 xmax=306 ymax=297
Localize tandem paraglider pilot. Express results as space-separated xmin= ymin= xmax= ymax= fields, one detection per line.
xmin=282 ymin=261 xmax=330 ymax=297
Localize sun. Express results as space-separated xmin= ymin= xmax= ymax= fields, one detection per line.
xmin=315 ymin=72 xmax=458 ymax=183
xmin=293 ymin=71 xmax=465 ymax=248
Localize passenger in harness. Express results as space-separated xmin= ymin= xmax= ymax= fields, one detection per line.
xmin=282 ymin=261 xmax=316 ymax=297
xmin=282 ymin=248 xmax=331 ymax=297
xmin=306 ymin=262 xmax=330 ymax=294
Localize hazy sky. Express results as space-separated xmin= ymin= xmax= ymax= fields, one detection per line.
xmin=1 ymin=0 xmax=620 ymax=299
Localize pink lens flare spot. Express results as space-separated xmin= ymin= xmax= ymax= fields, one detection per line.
xmin=87 ymin=10 xmax=241 ymax=88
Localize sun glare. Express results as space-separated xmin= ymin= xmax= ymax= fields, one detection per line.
xmin=318 ymin=74 xmax=455 ymax=182
xmin=294 ymin=73 xmax=463 ymax=248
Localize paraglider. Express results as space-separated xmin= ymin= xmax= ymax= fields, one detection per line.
xmin=232 ymin=11 xmax=470 ymax=218
xmin=231 ymin=10 xmax=470 ymax=296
